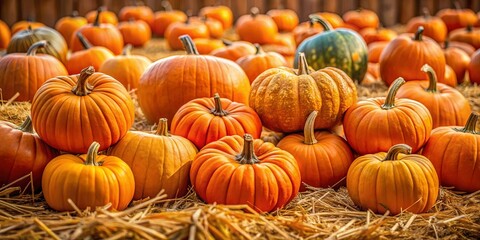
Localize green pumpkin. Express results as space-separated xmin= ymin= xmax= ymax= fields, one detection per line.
xmin=294 ymin=15 xmax=368 ymax=83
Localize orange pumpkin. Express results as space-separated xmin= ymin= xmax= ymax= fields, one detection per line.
xmin=210 ymin=40 xmax=256 ymax=61
xmin=367 ymin=62 xmax=380 ymax=79
xmin=190 ymin=16 xmax=224 ymax=39
xmin=192 ymin=38 xmax=224 ymax=54
xmin=164 ymin=16 xmax=210 ymax=50
xmin=343 ymin=9 xmax=379 ymax=30
xmin=292 ymin=19 xmax=324 ymax=47
xmin=199 ymin=5 xmax=233 ymax=30
xmin=260 ymin=33 xmax=296 ymax=61
xmin=368 ymin=41 xmax=389 ymax=63
xmin=441 ymin=40 xmax=476 ymax=56
xmin=311 ymin=12 xmax=344 ymax=28
xmin=436 ymin=3 xmax=477 ymax=32
xmin=118 ymin=1 xmax=154 ymax=28
xmin=360 ymin=27 xmax=397 ymax=45
xmin=31 ymin=66 xmax=135 ymax=153
xmin=0 ymin=19 xmax=11 ymax=49
xmin=236 ymin=7 xmax=279 ymax=45
xmin=55 ymin=11 xmax=87 ymax=48
xmin=67 ymin=32 xmax=114 ymax=74
xmin=117 ymin=19 xmax=151 ymax=47
xmin=85 ymin=7 xmax=118 ymax=25
xmin=469 ymin=49 xmax=480 ymax=84
xmin=11 ymin=20 xmax=45 ymax=35
xmin=449 ymin=25 xmax=480 ymax=49
xmin=443 ymin=65 xmax=457 ymax=87
xmin=405 ymin=8 xmax=447 ymax=43
xmin=443 ymin=41 xmax=471 ymax=83
xmin=190 ymin=134 xmax=301 ymax=213
xmin=236 ymin=44 xmax=287 ymax=83
xmin=267 ymin=8 xmax=299 ymax=32
xmin=152 ymin=1 xmax=187 ymax=37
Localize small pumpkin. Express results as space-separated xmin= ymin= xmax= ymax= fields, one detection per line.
xmin=54 ymin=11 xmax=87 ymax=48
xmin=449 ymin=25 xmax=480 ymax=49
xmin=118 ymin=1 xmax=154 ymax=28
xmin=190 ymin=134 xmax=301 ymax=213
xmin=191 ymin=16 xmax=224 ymax=39
xmin=164 ymin=16 xmax=210 ymax=50
xmin=405 ymin=8 xmax=447 ymax=43
xmin=468 ymin=49 xmax=480 ymax=84
xmin=347 ymin=144 xmax=439 ymax=215
xmin=292 ymin=19 xmax=324 ymax=47
xmin=210 ymin=39 xmax=256 ymax=61
xmin=360 ymin=27 xmax=397 ymax=45
xmin=0 ymin=19 xmax=11 ymax=49
xmin=67 ymin=32 xmax=114 ymax=74
xmin=236 ymin=7 xmax=279 ymax=45
xmin=311 ymin=12 xmax=344 ymax=28
xmin=368 ymin=41 xmax=389 ymax=63
xmin=267 ymin=8 xmax=299 ymax=32
xmin=11 ymin=20 xmax=45 ymax=35
xmin=436 ymin=2 xmax=477 ymax=32
xmin=152 ymin=1 xmax=187 ymax=37
xmin=192 ymin=38 xmax=224 ymax=54
xmin=443 ymin=41 xmax=471 ymax=83
xmin=85 ymin=6 xmax=118 ymax=25
xmin=199 ymin=5 xmax=233 ymax=30
xmin=236 ymin=44 xmax=287 ymax=83
xmin=117 ymin=19 xmax=151 ymax=47
xmin=42 ymin=142 xmax=135 ymax=211
xmin=441 ymin=40 xmax=476 ymax=56
xmin=343 ymin=8 xmax=380 ymax=30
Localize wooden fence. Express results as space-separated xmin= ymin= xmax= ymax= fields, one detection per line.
xmin=1 ymin=0 xmax=479 ymax=28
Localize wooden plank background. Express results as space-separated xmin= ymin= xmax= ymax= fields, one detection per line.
xmin=0 ymin=0 xmax=479 ymax=28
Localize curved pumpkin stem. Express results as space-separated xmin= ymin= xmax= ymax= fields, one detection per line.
xmin=211 ymin=93 xmax=228 ymax=116
xmin=85 ymin=142 xmax=100 ymax=166
xmin=76 ymin=32 xmax=93 ymax=50
xmin=383 ymin=144 xmax=412 ymax=161
xmin=382 ymin=77 xmax=405 ymax=110
xmin=161 ymin=0 xmax=173 ymax=11
xmin=254 ymin=43 xmax=264 ymax=55
xmin=26 ymin=40 xmax=47 ymax=56
xmin=250 ymin=7 xmax=259 ymax=18
xmin=155 ymin=118 xmax=171 ymax=136
xmin=421 ymin=64 xmax=438 ymax=93
xmin=18 ymin=116 xmax=33 ymax=133
xmin=455 ymin=112 xmax=479 ymax=134
xmin=93 ymin=7 xmax=103 ymax=27
xmin=413 ymin=26 xmax=424 ymax=41
xmin=297 ymin=52 xmax=311 ymax=75
xmin=236 ymin=134 xmax=260 ymax=164
xmin=179 ymin=34 xmax=200 ymax=55
xmin=122 ymin=44 xmax=133 ymax=56
xmin=72 ymin=66 xmax=95 ymax=96
xmin=309 ymin=15 xmax=333 ymax=31
xmin=304 ymin=111 xmax=318 ymax=145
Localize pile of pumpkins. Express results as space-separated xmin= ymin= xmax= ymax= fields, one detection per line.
xmin=0 ymin=1 xmax=479 ymax=215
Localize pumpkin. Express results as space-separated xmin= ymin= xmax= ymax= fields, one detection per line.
xmin=379 ymin=26 xmax=446 ymax=86
xmin=444 ymin=65 xmax=458 ymax=87
xmin=368 ymin=41 xmax=389 ymax=63
xmin=7 ymin=26 xmax=68 ymax=64
xmin=422 ymin=112 xmax=480 ymax=193
xmin=210 ymin=39 xmax=256 ymax=61
xmin=71 ymin=8 xmax=124 ymax=55
xmin=441 ymin=40 xmax=476 ymax=56
xmin=85 ymin=6 xmax=118 ymax=25
xmin=343 ymin=78 xmax=432 ymax=155
xmin=0 ymin=19 xmax=11 ymax=49
xmin=54 ymin=11 xmax=87 ymax=48
xmin=137 ymin=35 xmax=250 ymax=125
xmin=0 ymin=116 xmax=58 ymax=192
xmin=250 ymin=52 xmax=357 ymax=133
xmin=295 ymin=15 xmax=368 ymax=83
xmin=236 ymin=44 xmax=287 ymax=83
xmin=261 ymin=33 xmax=296 ymax=62
xmin=192 ymin=38 xmax=224 ymax=54
xmin=449 ymin=25 xmax=480 ymax=49
xmin=191 ymin=16 xmax=224 ymax=39
xmin=66 ymin=32 xmax=114 ymax=74
xmin=277 ymin=111 xmax=353 ymax=190
xmin=0 ymin=41 xmax=68 ymax=101
xmin=152 ymin=1 xmax=187 ymax=37
xmin=367 ymin=62 xmax=380 ymax=79
xmin=31 ymin=66 xmax=135 ymax=153
xmin=99 ymin=44 xmax=152 ymax=90
xmin=347 ymin=144 xmax=439 ymax=215
xmin=42 ymin=142 xmax=134 ymax=211
xmin=436 ymin=3 xmax=477 ymax=32
xmin=292 ymin=19 xmax=324 ymax=47
xmin=164 ymin=16 xmax=210 ymax=50
xmin=343 ymin=8 xmax=379 ymax=30
xmin=11 ymin=20 xmax=45 ymax=35
xmin=117 ymin=19 xmax=151 ymax=47
xmin=260 ymin=127 xmax=284 ymax=146
xmin=190 ymin=134 xmax=301 ymax=212
xmin=311 ymin=12 xmax=344 ymax=28
xmin=118 ymin=1 xmax=154 ymax=28
xmin=405 ymin=7 xmax=447 ymax=43
xmin=109 ymin=118 xmax=197 ymax=200
xmin=361 ymin=71 xmax=381 ymax=86
xmin=199 ymin=5 xmax=233 ymax=30
xmin=267 ymin=8 xmax=299 ymax=32
xmin=468 ymin=49 xmax=480 ymax=84
xmin=171 ymin=93 xmax=262 ymax=149
xmin=395 ymin=64 xmax=470 ymax=128
xmin=443 ymin=41 xmax=471 ymax=83
xmin=236 ymin=7 xmax=279 ymax=45
xmin=360 ymin=27 xmax=397 ymax=45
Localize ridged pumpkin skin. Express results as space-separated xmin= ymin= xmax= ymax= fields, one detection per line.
xmin=277 ymin=111 xmax=353 ymax=190
xmin=110 ymin=119 xmax=197 ymax=200
xmin=250 ymin=53 xmax=357 ymax=133
xmin=347 ymin=144 xmax=439 ymax=215
xmin=422 ymin=113 xmax=480 ymax=193
xmin=0 ymin=41 xmax=68 ymax=101
xmin=11 ymin=21 xmax=45 ymax=35
xmin=295 ymin=16 xmax=368 ymax=83
xmin=171 ymin=94 xmax=262 ymax=149
xmin=138 ymin=35 xmax=250 ymax=125
xmin=42 ymin=142 xmax=135 ymax=211
xmin=190 ymin=134 xmax=301 ymax=213
xmin=343 ymin=78 xmax=432 ymax=155
xmin=0 ymin=117 xmax=58 ymax=192
xmin=236 ymin=44 xmax=287 ymax=83
xmin=31 ymin=67 xmax=135 ymax=153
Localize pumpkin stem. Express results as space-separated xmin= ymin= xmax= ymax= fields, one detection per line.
xmin=76 ymin=32 xmax=92 ymax=50
xmin=383 ymin=144 xmax=412 ymax=161
xmin=155 ymin=118 xmax=171 ymax=136
xmin=250 ymin=7 xmax=259 ymax=18
xmin=444 ymin=40 xmax=450 ymax=49
xmin=161 ymin=0 xmax=173 ymax=11
xmin=466 ymin=25 xmax=473 ymax=32
xmin=211 ymin=93 xmax=228 ymax=116
xmin=26 ymin=40 xmax=48 ymax=56
xmin=72 ymin=66 xmax=95 ymax=96
xmin=413 ymin=26 xmax=424 ymax=41
xmin=18 ymin=116 xmax=33 ymax=133
xmin=179 ymin=34 xmax=200 ymax=55
xmin=297 ymin=52 xmax=311 ymax=75
xmin=94 ymin=7 xmax=103 ymax=27
xmin=304 ymin=111 xmax=318 ymax=145
xmin=422 ymin=7 xmax=431 ymax=19
xmin=122 ymin=44 xmax=133 ymax=56
xmin=254 ymin=43 xmax=264 ymax=55
xmin=85 ymin=142 xmax=101 ymax=166
xmin=72 ymin=10 xmax=79 ymax=17
xmin=455 ymin=112 xmax=479 ymax=134
xmin=236 ymin=134 xmax=260 ymax=164
xmin=421 ymin=64 xmax=438 ymax=92
xmin=381 ymin=77 xmax=405 ymax=110
xmin=309 ymin=15 xmax=332 ymax=31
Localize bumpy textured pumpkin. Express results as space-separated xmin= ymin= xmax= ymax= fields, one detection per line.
xmin=0 ymin=116 xmax=58 ymax=192
xmin=295 ymin=15 xmax=368 ymax=83
xmin=210 ymin=40 xmax=256 ymax=61
xmin=0 ymin=41 xmax=68 ymax=101
xmin=138 ymin=35 xmax=250 ymax=125
xmin=152 ymin=1 xmax=187 ymax=36
xmin=110 ymin=118 xmax=197 ymax=200
xmin=443 ymin=41 xmax=471 ymax=83
xmin=277 ymin=111 xmax=353 ymax=190
xmin=199 ymin=5 xmax=233 ymax=30
xmin=236 ymin=44 xmax=287 ymax=83
xmin=449 ymin=25 xmax=480 ymax=49
xmin=347 ymin=144 xmax=439 ymax=215
xmin=468 ymin=49 xmax=480 ymax=84
xmin=250 ymin=53 xmax=357 ymax=133
xmin=0 ymin=19 xmax=11 ymax=49
xmin=343 ymin=78 xmax=432 ymax=155
xmin=436 ymin=3 xmax=477 ymax=32
xmin=343 ymin=8 xmax=379 ymax=30
xmin=118 ymin=3 xmax=154 ymax=28
xmin=164 ymin=16 xmax=210 ymax=50
xmin=66 ymin=32 xmax=114 ymax=74
xmin=267 ymin=8 xmax=299 ymax=32
xmin=54 ymin=11 xmax=87 ymax=48
xmin=171 ymin=93 xmax=262 ymax=149
xmin=11 ymin=20 xmax=45 ymax=35
xmin=422 ymin=112 xmax=480 ymax=193
xmin=31 ymin=66 xmax=135 ymax=153
xmin=190 ymin=134 xmax=301 ymax=212
xmin=85 ymin=7 xmax=118 ymax=25
xmin=42 ymin=142 xmax=134 ymax=211
xmin=360 ymin=27 xmax=397 ymax=45
xmin=405 ymin=8 xmax=447 ymax=43
xmin=236 ymin=7 xmax=279 ymax=45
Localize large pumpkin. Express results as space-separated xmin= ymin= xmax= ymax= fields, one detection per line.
xmin=236 ymin=7 xmax=279 ymax=45
xmin=277 ymin=111 xmax=353 ymax=190
xmin=0 ymin=116 xmax=58 ymax=192
xmin=236 ymin=44 xmax=287 ymax=83
xmin=422 ymin=112 xmax=480 ymax=193
xmin=294 ymin=15 xmax=368 ymax=83
xmin=171 ymin=93 xmax=262 ymax=149
xmin=250 ymin=52 xmax=357 ymax=133
xmin=66 ymin=32 xmax=114 ymax=74
xmin=31 ymin=66 xmax=135 ymax=153
xmin=343 ymin=78 xmax=432 ymax=155
xmin=469 ymin=49 xmax=480 ymax=84
xmin=42 ymin=142 xmax=134 ymax=211
xmin=190 ymin=134 xmax=301 ymax=213
xmin=347 ymin=144 xmax=439 ymax=215
xmin=137 ymin=35 xmax=250 ymax=125
xmin=54 ymin=11 xmax=87 ymax=48
xmin=109 ymin=118 xmax=197 ymax=200
xmin=0 ymin=19 xmax=11 ymax=49
xmin=405 ymin=8 xmax=447 ymax=43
